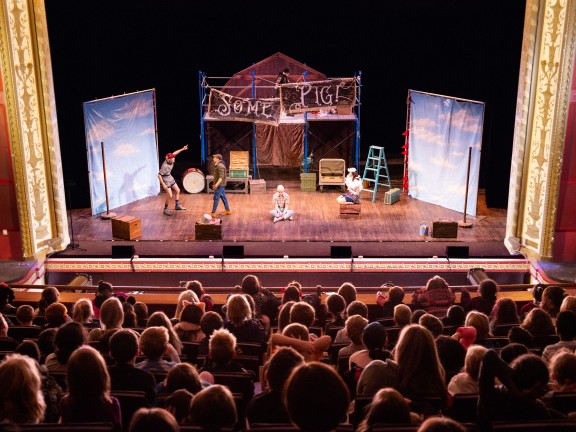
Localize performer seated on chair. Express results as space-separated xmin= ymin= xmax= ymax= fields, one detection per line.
xmin=337 ymin=170 xmax=361 ymax=204
xmin=271 ymin=185 xmax=294 ymax=223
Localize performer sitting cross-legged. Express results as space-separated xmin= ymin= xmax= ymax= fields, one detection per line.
xmin=158 ymin=145 xmax=188 ymax=216
xmin=271 ymin=185 xmax=294 ymax=223
xmin=337 ymin=170 xmax=362 ymax=204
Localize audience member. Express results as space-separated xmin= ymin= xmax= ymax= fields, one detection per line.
xmin=442 ymin=305 xmax=466 ymax=327
xmin=412 ymin=275 xmax=455 ymax=312
xmin=198 ymin=310 xmax=223 ymax=356
xmin=419 ymin=313 xmax=444 ymax=338
xmin=147 ymin=311 xmax=183 ymax=355
xmin=464 ymin=311 xmax=493 ymax=347
xmin=164 ymin=389 xmax=193 ymax=424
xmin=0 ymin=282 xmax=16 ymax=315
xmin=60 ymin=346 xmax=123 ymax=431
xmin=394 ymin=304 xmax=413 ymax=328
xmin=136 ymin=326 xmax=180 ymax=372
xmin=411 ymin=309 xmax=426 ymax=324
xmin=36 ymin=286 xmax=60 ymax=317
xmin=44 ymin=302 xmax=70 ymax=328
xmin=499 ymin=342 xmax=529 ymax=364
xmin=16 ymin=304 xmax=35 ymax=326
xmin=189 ymin=384 xmax=238 ymax=429
xmin=37 ymin=327 xmax=57 ymax=357
xmin=277 ymin=300 xmax=296 ymax=333
xmin=508 ymin=325 xmax=534 ymax=348
xmin=418 ymin=417 xmax=466 ymax=432
xmin=201 ymin=328 xmax=255 ymax=380
xmin=108 ymin=329 xmax=157 ymax=406
xmin=174 ymin=302 xmax=205 ymax=343
xmin=122 ymin=302 xmax=137 ymax=328
xmin=247 ymin=347 xmax=304 ymax=425
xmin=338 ymin=282 xmax=358 ymax=306
xmin=447 ymin=345 xmax=488 ymax=395
xmin=350 ymin=321 xmax=390 ymax=370
xmin=436 ymin=335 xmax=466 ymax=385
xmin=129 ymin=407 xmax=178 ymax=432
xmin=241 ymin=274 xmax=281 ymax=327
xmin=377 ymin=285 xmax=406 ymax=318
xmin=519 ymin=283 xmax=545 ymax=317
xmin=72 ymin=298 xmax=96 ymax=326
xmin=549 ymin=350 xmax=576 ymax=392
xmin=285 ymin=362 xmax=350 ymax=432
xmin=460 ymin=279 xmax=498 ymax=315
xmin=89 ymin=296 xmax=124 ymax=353
xmin=334 ymin=300 xmax=369 ymax=344
xmin=324 ymin=293 xmax=346 ymax=331
xmin=490 ymin=297 xmax=520 ymax=334
xmin=92 ymin=281 xmax=114 ymax=319
xmin=173 ymin=290 xmax=200 ymax=322
xmin=271 ymin=323 xmax=331 ymax=362
xmin=289 ymin=301 xmax=316 ymax=328
xmin=521 ymin=307 xmax=555 ymax=336
xmin=224 ymin=293 xmax=266 ymax=346
xmin=161 ymin=362 xmax=204 ymax=399
xmin=338 ymin=314 xmax=368 ymax=359
xmin=357 ymin=387 xmax=421 ymax=432
xmin=542 ymin=310 xmax=576 ymax=363
xmin=560 ymin=295 xmax=576 ymax=315
xmin=134 ymin=302 xmax=149 ymax=326
xmin=45 ymin=321 xmax=86 ymax=372
xmin=0 ymin=312 xmax=19 ymax=350
xmin=184 ymin=279 xmax=214 ymax=311
xmin=541 ymin=285 xmax=567 ymax=319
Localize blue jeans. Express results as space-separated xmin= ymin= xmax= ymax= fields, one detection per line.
xmin=212 ymin=186 xmax=229 ymax=212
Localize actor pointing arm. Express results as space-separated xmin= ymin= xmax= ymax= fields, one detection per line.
xmin=158 ymin=144 xmax=188 ymax=216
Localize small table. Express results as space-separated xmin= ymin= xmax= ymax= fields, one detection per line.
xmin=205 ymin=174 xmax=252 ymax=194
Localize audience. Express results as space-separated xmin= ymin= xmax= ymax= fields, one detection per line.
xmin=184 ymin=279 xmax=214 ymax=311
xmin=334 ymin=300 xmax=369 ymax=344
xmin=89 ymin=296 xmax=124 ymax=353
xmin=147 ymin=311 xmax=183 ymax=355
xmin=541 ymin=285 xmax=567 ymax=318
xmin=442 ymin=305 xmax=466 ymax=327
xmin=338 ymin=314 xmax=368 ymax=359
xmin=419 ymin=313 xmax=444 ymax=338
xmin=45 ymin=322 xmax=86 ymax=372
xmin=224 ymin=293 xmax=266 ymax=346
xmin=541 ymin=310 xmax=576 ymax=363
xmin=549 ymin=350 xmax=576 ymax=392
xmin=92 ymin=281 xmax=114 ymax=319
xmin=0 ymin=283 xmax=17 ymax=315
xmin=136 ymin=326 xmax=180 ymax=372
xmin=16 ymin=304 xmax=35 ymax=326
xmin=36 ymin=286 xmax=60 ymax=317
xmin=129 ymin=407 xmax=178 ymax=432
xmin=198 ymin=310 xmax=223 ymax=356
xmin=337 ymin=282 xmax=358 ymax=307
xmin=0 ymin=313 xmax=19 ymax=350
xmin=460 ymin=278 xmax=498 ymax=315
xmin=412 ymin=275 xmax=455 ymax=312
xmin=447 ymin=345 xmax=488 ymax=395
xmin=173 ymin=301 xmax=205 ymax=343
xmin=241 ymin=274 xmax=281 ymax=328
xmin=490 ymin=297 xmax=520 ymax=334
xmin=519 ymin=283 xmax=545 ymax=317
xmin=173 ymin=290 xmax=200 ymax=322
xmin=378 ymin=285 xmax=406 ymax=318
xmin=324 ymin=293 xmax=346 ymax=331
xmin=189 ymin=384 xmax=238 ymax=430
xmin=521 ymin=307 xmax=556 ymax=336
xmin=357 ymin=387 xmax=421 ymax=432
xmin=72 ymin=298 xmax=96 ymax=326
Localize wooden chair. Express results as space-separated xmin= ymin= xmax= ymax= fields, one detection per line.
xmin=386 ymin=326 xmax=402 ymax=349
xmin=328 ymin=343 xmax=348 ymax=365
xmin=551 ymin=391 xmax=576 ymax=415
xmin=18 ymin=423 xmax=113 ymax=432
xmin=326 ymin=325 xmax=344 ymax=342
xmin=8 ymin=325 xmax=42 ymax=342
xmin=110 ymin=390 xmax=149 ymax=431
xmin=532 ymin=334 xmax=560 ymax=350
xmin=337 ymin=355 xmax=351 ymax=376
xmin=48 ymin=370 xmax=68 ymax=391
xmin=491 ymin=420 xmax=576 ymax=431
xmin=236 ymin=342 xmax=264 ymax=363
xmin=492 ymin=323 xmax=520 ymax=337
xmin=484 ymin=337 xmax=510 ymax=348
xmin=309 ymin=326 xmax=322 ymax=337
xmin=212 ymin=371 xmax=255 ymax=403
xmin=181 ymin=341 xmax=200 ymax=365
xmin=376 ymin=318 xmax=396 ymax=327
xmin=352 ymin=395 xmax=373 ymax=426
xmin=449 ymin=393 xmax=479 ymax=423
xmin=371 ymin=424 xmax=420 ymax=432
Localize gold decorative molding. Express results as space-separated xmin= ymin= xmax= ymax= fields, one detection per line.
xmin=507 ymin=0 xmax=576 ymax=260
xmin=0 ymin=0 xmax=69 ymax=259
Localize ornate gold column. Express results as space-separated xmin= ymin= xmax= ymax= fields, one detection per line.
xmin=506 ymin=0 xmax=576 ymax=260
xmin=0 ymin=0 xmax=69 ymax=260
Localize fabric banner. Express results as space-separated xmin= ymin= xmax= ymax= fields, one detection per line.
xmin=408 ymin=90 xmax=484 ymax=216
xmin=208 ymin=89 xmax=281 ymax=125
xmin=83 ymin=90 xmax=159 ymax=215
xmin=280 ymin=78 xmax=356 ymax=114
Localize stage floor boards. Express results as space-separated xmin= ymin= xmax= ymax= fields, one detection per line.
xmin=63 ymin=182 xmax=510 ymax=258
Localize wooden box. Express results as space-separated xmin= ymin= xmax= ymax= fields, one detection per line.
xmin=339 ymin=203 xmax=361 ymax=219
xmin=229 ymin=169 xmax=249 ymax=178
xmin=195 ymin=221 xmax=222 ymax=240
xmin=111 ymin=215 xmax=142 ymax=240
xmin=249 ymin=178 xmax=266 ymax=194
xmin=432 ymin=221 xmax=458 ymax=238
xmin=385 ymin=188 xmax=401 ymax=205
xmin=230 ymin=151 xmax=249 ymax=170
xmin=300 ymin=172 xmax=317 ymax=192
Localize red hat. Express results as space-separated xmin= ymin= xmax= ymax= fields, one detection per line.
xmin=165 ymin=153 xmax=175 ymax=159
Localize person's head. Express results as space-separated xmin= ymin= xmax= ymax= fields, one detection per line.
xmin=0 ymin=313 xmax=8 ymax=338
xmin=282 ymin=68 xmax=290 ymax=75
xmin=555 ymin=310 xmax=576 ymax=340
xmin=184 ymin=280 xmax=204 ymax=300
xmin=38 ymin=286 xmax=60 ymax=312
xmin=278 ymin=301 xmax=295 ymax=332
xmin=337 ymin=282 xmax=357 ymax=305
xmin=444 ymin=305 xmax=466 ymax=326
xmin=326 ymin=294 xmax=346 ymax=319
xmin=388 ymin=286 xmax=405 ymax=305
xmin=435 ymin=335 xmax=466 ymax=383
xmin=147 ymin=311 xmax=181 ymax=352
xmin=282 ymin=285 xmax=301 ymax=303
xmin=209 ymin=328 xmax=237 ymax=366
xmin=45 ymin=302 xmax=68 ymax=327
xmin=109 ymin=329 xmax=140 ymax=364
xmin=419 ymin=314 xmax=444 ymax=338
xmin=510 ymin=353 xmax=549 ymax=394
xmin=491 ymin=297 xmax=520 ymax=324
xmin=550 ymin=351 xmax=576 ymax=390
xmin=67 ymin=346 xmax=111 ymax=404
xmin=164 ymin=389 xmax=193 ymax=424
xmin=283 ymin=322 xmax=310 ymax=341
xmin=500 ymin=342 xmax=529 ymax=364
xmin=465 ymin=311 xmax=491 ymax=341
xmin=165 ymin=153 xmax=176 ymax=164
xmin=99 ymin=297 xmax=124 ymax=330
xmin=134 ymin=302 xmax=149 ymax=323
xmin=179 ymin=302 xmax=204 ymax=325
xmin=212 ymin=153 xmax=223 ymax=163
xmin=0 ymin=283 xmax=15 ymax=306
xmin=226 ymin=293 xmax=252 ymax=325
xmin=189 ymin=385 xmax=237 ymax=429
xmin=200 ymin=311 xmax=223 ymax=338
xmin=37 ymin=327 xmax=57 ymax=355
xmin=347 ymin=300 xmax=368 ymax=318
xmin=174 ymin=290 xmax=200 ymax=319
xmin=362 ymin=322 xmax=388 ymax=358
xmin=122 ymin=302 xmax=137 ymax=328
xmin=359 ymin=387 xmax=411 ymax=429
xmin=521 ymin=307 xmax=555 ymax=336
xmin=15 ymin=340 xmax=41 ymax=363
xmin=93 ymin=281 xmax=113 ymax=309
xmin=411 ymin=309 xmax=426 ymax=324
xmin=140 ymin=326 xmax=169 ymax=361
xmin=560 ymin=295 xmax=576 ymax=315
xmin=72 ymin=298 xmax=94 ymax=324
xmin=54 ymin=321 xmax=86 ymax=365
xmin=266 ymin=347 xmax=304 ymax=392
xmin=530 ymin=283 xmax=546 ymax=304
xmin=478 ymin=279 xmax=498 ymax=300
xmin=0 ymin=353 xmax=46 ymax=423
xmin=542 ymin=286 xmax=567 ymax=317
xmin=425 ymin=275 xmax=449 ymax=291
xmin=165 ymin=362 xmax=201 ymax=394
xmin=464 ymin=345 xmax=488 ymax=381
xmin=284 ymin=362 xmax=350 ymax=432
xmin=241 ymin=274 xmax=261 ymax=296
xmin=508 ymin=326 xmax=534 ymax=347
xmin=418 ymin=417 xmax=466 ymax=432
xmin=290 ymin=301 xmax=315 ymax=327
xmin=276 ymin=185 xmax=285 ymax=194
xmin=345 ymin=314 xmax=368 ymax=345
xmin=16 ymin=304 xmax=34 ymax=325
xmin=129 ymin=407 xmax=179 ymax=432
xmin=394 ymin=304 xmax=412 ymax=327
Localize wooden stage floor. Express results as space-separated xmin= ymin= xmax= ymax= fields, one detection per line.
xmin=63 ymin=182 xmax=511 ymax=259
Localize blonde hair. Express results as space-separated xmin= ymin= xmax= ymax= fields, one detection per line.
xmin=394 ymin=304 xmax=412 ymax=327
xmin=345 ymin=314 xmax=368 ymax=345
xmin=0 ymin=354 xmax=46 ymax=423
xmin=560 ymin=296 xmax=576 ymax=314
xmin=147 ymin=311 xmax=182 ymax=354
xmin=464 ymin=345 xmax=488 ymax=381
xmin=72 ymin=298 xmax=94 ymax=323
xmin=465 ymin=311 xmax=491 ymax=341
xmin=140 ymin=326 xmax=169 ymax=360
xmin=226 ymin=294 xmax=252 ymax=326
xmin=209 ymin=328 xmax=237 ymax=364
xmin=67 ymin=346 xmax=111 ymax=408
xmin=99 ymin=297 xmax=124 ymax=330
xmin=174 ymin=290 xmax=200 ymax=319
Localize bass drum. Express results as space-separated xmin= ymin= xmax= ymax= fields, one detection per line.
xmin=182 ymin=168 xmax=205 ymax=194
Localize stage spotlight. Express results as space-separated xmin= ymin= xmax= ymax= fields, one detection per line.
xmin=468 ymin=268 xmax=489 ymax=285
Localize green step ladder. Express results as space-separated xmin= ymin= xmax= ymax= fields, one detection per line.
xmin=361 ymin=145 xmax=392 ymax=202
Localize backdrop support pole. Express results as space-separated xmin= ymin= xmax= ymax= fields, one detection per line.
xmin=99 ymin=141 xmax=117 ymax=220
xmin=459 ymin=146 xmax=473 ymax=228
xmin=251 ymin=70 xmax=258 ymax=179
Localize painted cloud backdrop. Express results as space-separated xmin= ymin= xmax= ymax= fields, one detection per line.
xmin=84 ymin=90 xmax=159 ymax=215
xmin=408 ymin=91 xmax=484 ymax=216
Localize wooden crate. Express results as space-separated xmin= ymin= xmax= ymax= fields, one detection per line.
xmin=195 ymin=220 xmax=222 ymax=240
xmin=229 ymin=169 xmax=249 ymax=178
xmin=230 ymin=151 xmax=249 ymax=171
xmin=339 ymin=203 xmax=361 ymax=219
xmin=300 ymin=172 xmax=317 ymax=192
xmin=111 ymin=215 xmax=142 ymax=240
xmin=249 ymin=179 xmax=266 ymax=194
xmin=432 ymin=221 xmax=458 ymax=238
